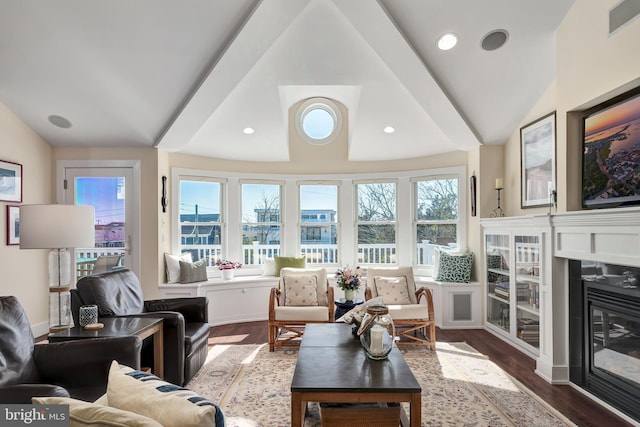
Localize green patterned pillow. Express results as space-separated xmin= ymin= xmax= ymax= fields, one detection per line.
xmin=435 ymin=251 xmax=473 ymax=283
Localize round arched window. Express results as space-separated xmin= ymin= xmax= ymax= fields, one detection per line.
xmin=295 ymin=98 xmax=342 ymax=145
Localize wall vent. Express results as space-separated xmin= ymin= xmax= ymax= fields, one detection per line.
xmin=609 ymin=0 xmax=640 ymax=35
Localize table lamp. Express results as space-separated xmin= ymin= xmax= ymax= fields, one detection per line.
xmin=20 ymin=204 xmax=95 ymax=332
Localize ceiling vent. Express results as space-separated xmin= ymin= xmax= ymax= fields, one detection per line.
xmin=481 ymin=30 xmax=509 ymax=51
xmin=609 ymin=0 xmax=640 ymax=35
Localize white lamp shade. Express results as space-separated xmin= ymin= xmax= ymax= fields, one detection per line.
xmin=20 ymin=204 xmax=95 ymax=249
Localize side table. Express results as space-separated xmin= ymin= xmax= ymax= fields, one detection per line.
xmin=334 ymin=298 xmax=364 ymax=320
xmin=49 ymin=317 xmax=164 ymax=379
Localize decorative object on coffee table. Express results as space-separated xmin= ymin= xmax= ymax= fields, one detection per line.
xmin=357 ymin=305 xmax=395 ymax=360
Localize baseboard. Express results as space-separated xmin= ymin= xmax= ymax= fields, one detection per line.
xmin=32 ymin=321 xmax=50 ymax=340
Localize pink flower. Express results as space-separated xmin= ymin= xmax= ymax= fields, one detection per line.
xmin=215 ymin=260 xmax=242 ymax=270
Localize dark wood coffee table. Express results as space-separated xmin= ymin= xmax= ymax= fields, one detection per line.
xmin=291 ymin=323 xmax=421 ymax=426
xmin=48 ymin=317 xmax=164 ymax=379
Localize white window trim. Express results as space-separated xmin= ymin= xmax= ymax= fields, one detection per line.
xmin=171 ymin=166 xmax=466 ymax=276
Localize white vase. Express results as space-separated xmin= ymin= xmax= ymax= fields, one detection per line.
xmin=222 ymin=269 xmax=234 ymax=280
xmin=344 ymin=289 xmax=356 ymax=302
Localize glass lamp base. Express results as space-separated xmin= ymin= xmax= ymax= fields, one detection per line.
xmin=49 ymin=287 xmax=72 ymax=332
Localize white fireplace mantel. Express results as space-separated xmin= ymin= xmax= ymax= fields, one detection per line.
xmin=551 ymin=206 xmax=640 ymax=267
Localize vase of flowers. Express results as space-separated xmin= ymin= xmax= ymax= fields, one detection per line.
xmin=216 ymin=260 xmax=242 ymax=280
xmin=335 ymin=266 xmax=362 ymax=302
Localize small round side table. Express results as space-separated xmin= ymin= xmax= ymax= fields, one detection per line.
xmin=334 ymin=298 xmax=364 ymax=320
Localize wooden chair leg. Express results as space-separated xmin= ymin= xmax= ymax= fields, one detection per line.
xmin=268 ymin=323 xmax=276 ymax=352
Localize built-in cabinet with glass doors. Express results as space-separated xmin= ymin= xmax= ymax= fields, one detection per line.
xmin=484 ymin=230 xmax=541 ymax=356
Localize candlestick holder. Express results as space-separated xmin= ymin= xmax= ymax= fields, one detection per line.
xmin=490 ymin=187 xmax=504 ymax=218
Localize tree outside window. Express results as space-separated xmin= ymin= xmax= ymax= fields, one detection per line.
xmin=415 ymin=177 xmax=459 ymax=266
xmin=356 ymin=182 xmax=396 ymax=264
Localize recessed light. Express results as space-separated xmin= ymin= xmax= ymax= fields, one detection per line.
xmin=383 ymin=126 xmax=395 ymax=134
xmin=242 ymin=127 xmax=255 ymax=135
xmin=437 ymin=33 xmax=458 ymax=51
xmin=48 ymin=115 xmax=72 ymax=129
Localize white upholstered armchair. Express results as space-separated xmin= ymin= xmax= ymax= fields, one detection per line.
xmin=268 ymin=267 xmax=335 ymax=351
xmin=364 ymin=266 xmax=436 ymax=350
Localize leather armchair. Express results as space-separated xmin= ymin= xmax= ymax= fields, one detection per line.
xmin=71 ymin=269 xmax=209 ymax=386
xmin=0 ymin=296 xmax=141 ymax=403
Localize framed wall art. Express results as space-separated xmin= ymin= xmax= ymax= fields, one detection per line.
xmin=6 ymin=205 xmax=19 ymax=245
xmin=520 ymin=112 xmax=556 ymax=208
xmin=0 ymin=160 xmax=22 ymax=203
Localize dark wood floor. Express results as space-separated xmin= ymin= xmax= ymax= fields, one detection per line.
xmin=209 ymin=321 xmax=635 ymax=427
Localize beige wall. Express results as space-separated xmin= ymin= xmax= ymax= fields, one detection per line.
xmin=558 ymin=0 xmax=640 ymax=211
xmin=501 ymin=0 xmax=640 ymax=215
xmin=0 ymin=102 xmax=52 ymax=329
xmin=157 ymin=148 xmax=171 ymax=289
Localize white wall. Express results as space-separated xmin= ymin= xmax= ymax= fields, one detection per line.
xmin=0 ymin=101 xmax=52 ymax=333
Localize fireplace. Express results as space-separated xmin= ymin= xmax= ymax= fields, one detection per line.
xmin=569 ymin=260 xmax=640 ymax=421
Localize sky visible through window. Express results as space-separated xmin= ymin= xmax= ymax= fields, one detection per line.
xmin=302 ymin=108 xmax=334 ymax=140
xmin=179 ymin=181 xmax=338 ymax=221
xmin=76 ymin=177 xmax=125 ymax=224
xmin=300 ymin=185 xmax=337 ymax=214
xmin=180 ymin=180 xmax=220 ymax=217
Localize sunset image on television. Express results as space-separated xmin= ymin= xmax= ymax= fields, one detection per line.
xmin=583 ymin=92 xmax=640 ymax=207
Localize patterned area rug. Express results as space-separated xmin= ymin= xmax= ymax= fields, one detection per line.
xmin=187 ymin=342 xmax=575 ymax=427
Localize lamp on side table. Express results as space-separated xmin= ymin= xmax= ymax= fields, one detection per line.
xmin=20 ymin=204 xmax=95 ymax=332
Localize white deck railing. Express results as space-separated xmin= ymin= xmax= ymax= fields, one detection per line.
xmin=75 ymin=241 xmax=449 ymax=274
xmin=175 ymin=241 xmax=447 ymax=266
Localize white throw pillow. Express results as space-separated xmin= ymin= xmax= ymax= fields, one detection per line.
xmin=262 ymin=257 xmax=276 ymax=276
xmin=164 ymin=252 xmax=193 ymax=283
xmin=373 ymin=276 xmax=412 ymax=305
xmin=282 ymin=275 xmax=319 ymax=306
xmin=107 ymin=361 xmax=224 ymax=427
xmin=32 ymin=396 xmax=162 ymax=427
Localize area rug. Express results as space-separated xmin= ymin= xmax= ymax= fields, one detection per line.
xmin=187 ymin=342 xmax=575 ymax=427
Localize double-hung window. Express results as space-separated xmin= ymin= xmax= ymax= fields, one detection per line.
xmin=299 ymin=183 xmax=339 ymax=265
xmin=241 ymin=182 xmax=282 ymax=265
xmin=356 ymin=181 xmax=397 ymax=265
xmin=414 ymin=176 xmax=460 ymax=267
xmin=178 ymin=177 xmax=223 ymax=267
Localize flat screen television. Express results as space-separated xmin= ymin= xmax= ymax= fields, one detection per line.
xmin=582 ymin=86 xmax=640 ymax=208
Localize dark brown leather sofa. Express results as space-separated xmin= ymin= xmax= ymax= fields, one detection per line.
xmin=0 ymin=296 xmax=141 ymax=403
xmin=71 ymin=269 xmax=209 ymax=386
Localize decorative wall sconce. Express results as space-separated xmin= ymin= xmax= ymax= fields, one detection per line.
xmin=161 ymin=176 xmax=168 ymax=213
xmin=490 ymin=178 xmax=505 ymax=218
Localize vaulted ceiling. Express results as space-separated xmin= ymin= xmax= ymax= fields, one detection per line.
xmin=0 ymin=0 xmax=573 ymax=161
